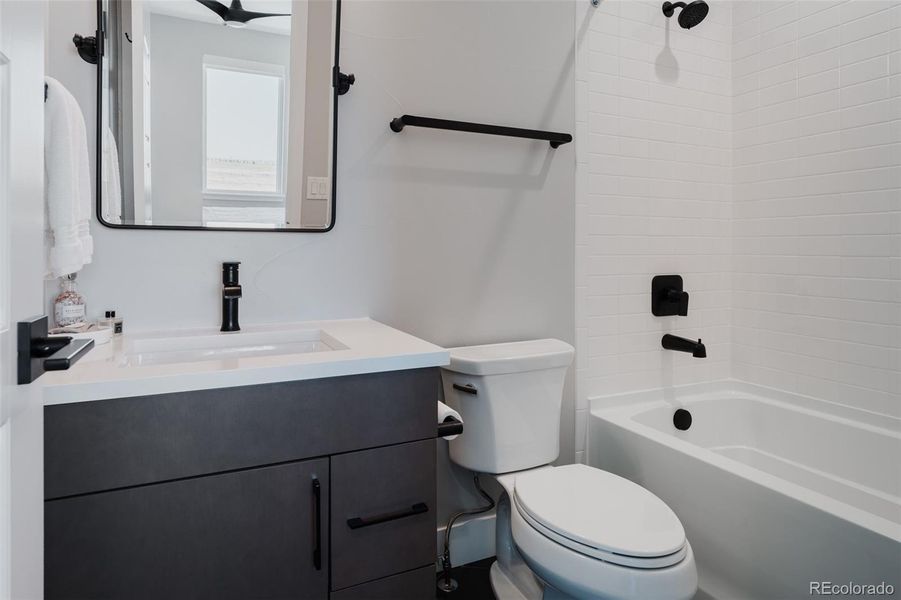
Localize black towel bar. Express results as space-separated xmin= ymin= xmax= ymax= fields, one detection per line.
xmin=390 ymin=115 xmax=572 ymax=148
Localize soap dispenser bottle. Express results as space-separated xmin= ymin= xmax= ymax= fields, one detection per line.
xmin=54 ymin=273 xmax=87 ymax=327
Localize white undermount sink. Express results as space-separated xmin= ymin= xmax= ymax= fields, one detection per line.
xmin=123 ymin=327 xmax=348 ymax=367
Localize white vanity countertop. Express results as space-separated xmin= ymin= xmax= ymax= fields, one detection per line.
xmin=41 ymin=319 xmax=449 ymax=405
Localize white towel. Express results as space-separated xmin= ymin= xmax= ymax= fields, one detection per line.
xmin=101 ymin=126 xmax=122 ymax=224
xmin=44 ymin=76 xmax=93 ymax=279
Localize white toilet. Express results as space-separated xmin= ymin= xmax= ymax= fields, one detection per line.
xmin=441 ymin=339 xmax=698 ymax=600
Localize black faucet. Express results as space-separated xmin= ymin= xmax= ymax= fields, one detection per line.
xmin=221 ymin=262 xmax=242 ymax=332
xmin=662 ymin=334 xmax=706 ymax=358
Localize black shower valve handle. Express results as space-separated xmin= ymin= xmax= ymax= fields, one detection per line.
xmin=651 ymin=274 xmax=690 ymax=317
xmin=666 ymin=288 xmax=690 ymax=316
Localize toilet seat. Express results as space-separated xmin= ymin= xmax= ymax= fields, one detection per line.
xmin=516 ymin=503 xmax=688 ymax=569
xmin=513 ymin=464 xmax=687 ymax=569
xmin=508 ymin=492 xmax=698 ymax=600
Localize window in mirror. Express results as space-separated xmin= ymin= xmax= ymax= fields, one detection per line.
xmin=202 ymin=57 xmax=285 ymax=197
xmin=202 ymin=56 xmax=286 ymax=228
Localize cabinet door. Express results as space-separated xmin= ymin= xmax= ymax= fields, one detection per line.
xmin=330 ymin=440 xmax=437 ymax=590
xmin=46 ymin=459 xmax=329 ymax=600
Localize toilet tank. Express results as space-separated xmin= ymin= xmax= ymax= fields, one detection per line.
xmin=441 ymin=339 xmax=574 ymax=474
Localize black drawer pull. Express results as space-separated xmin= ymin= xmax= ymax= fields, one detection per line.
xmin=312 ymin=477 xmax=322 ymax=570
xmin=347 ymin=502 xmax=429 ymax=530
xmin=452 ymin=383 xmax=477 ymax=395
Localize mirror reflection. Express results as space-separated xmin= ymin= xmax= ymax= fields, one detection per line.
xmin=99 ymin=0 xmax=337 ymax=230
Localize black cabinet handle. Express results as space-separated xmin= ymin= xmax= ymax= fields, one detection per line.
xmin=347 ymin=502 xmax=429 ymax=530
xmin=312 ymin=477 xmax=322 ymax=570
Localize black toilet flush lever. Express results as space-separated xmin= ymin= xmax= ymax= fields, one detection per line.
xmin=652 ymin=275 xmax=689 ymax=317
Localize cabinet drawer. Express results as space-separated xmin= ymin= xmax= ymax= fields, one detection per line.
xmin=330 ymin=440 xmax=437 ymax=590
xmin=330 ymin=566 xmax=435 ymax=600
xmin=45 ymin=368 xmax=441 ymax=499
xmin=46 ymin=459 xmax=329 ymax=600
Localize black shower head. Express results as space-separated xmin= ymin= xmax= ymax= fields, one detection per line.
xmin=662 ymin=0 xmax=709 ymax=29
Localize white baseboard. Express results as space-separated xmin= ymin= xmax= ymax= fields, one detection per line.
xmin=435 ymin=511 xmax=497 ymax=570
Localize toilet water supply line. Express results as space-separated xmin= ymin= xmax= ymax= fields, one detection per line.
xmin=439 ymin=474 xmax=496 ymax=592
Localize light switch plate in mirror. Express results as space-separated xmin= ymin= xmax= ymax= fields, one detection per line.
xmin=94 ymin=0 xmax=345 ymax=232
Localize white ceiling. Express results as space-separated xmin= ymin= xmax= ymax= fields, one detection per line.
xmin=145 ymin=0 xmax=294 ymax=35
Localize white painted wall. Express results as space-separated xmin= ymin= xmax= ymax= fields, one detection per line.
xmin=46 ymin=0 xmax=575 ymax=528
xmin=730 ymin=0 xmax=900 ymax=416
xmin=574 ymin=0 xmax=734 ymax=461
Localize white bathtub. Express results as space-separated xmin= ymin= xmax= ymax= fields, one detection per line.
xmin=589 ymin=382 xmax=901 ymax=600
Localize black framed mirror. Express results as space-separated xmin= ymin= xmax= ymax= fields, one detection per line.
xmin=95 ymin=0 xmax=344 ymax=232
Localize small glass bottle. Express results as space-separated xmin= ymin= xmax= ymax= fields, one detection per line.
xmin=100 ymin=310 xmax=124 ymax=335
xmin=54 ymin=274 xmax=87 ymax=327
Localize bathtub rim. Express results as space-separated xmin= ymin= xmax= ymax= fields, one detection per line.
xmin=590 ymin=379 xmax=900 ymax=432
xmin=588 ymin=380 xmax=901 ymax=544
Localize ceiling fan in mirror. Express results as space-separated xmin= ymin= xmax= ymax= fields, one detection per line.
xmin=194 ymin=0 xmax=290 ymax=28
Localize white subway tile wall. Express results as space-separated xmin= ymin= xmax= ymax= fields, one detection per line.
xmin=575 ymin=0 xmax=734 ymax=454
xmin=575 ymin=0 xmax=900 ymax=453
xmin=731 ymin=0 xmax=900 ymax=417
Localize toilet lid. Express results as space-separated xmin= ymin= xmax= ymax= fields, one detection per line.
xmin=513 ymin=464 xmax=686 ymax=562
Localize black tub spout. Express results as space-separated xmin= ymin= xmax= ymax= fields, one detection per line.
xmin=662 ymin=334 xmax=706 ymax=358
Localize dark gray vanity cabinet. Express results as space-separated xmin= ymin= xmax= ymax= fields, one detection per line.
xmin=44 ymin=368 xmax=441 ymax=600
